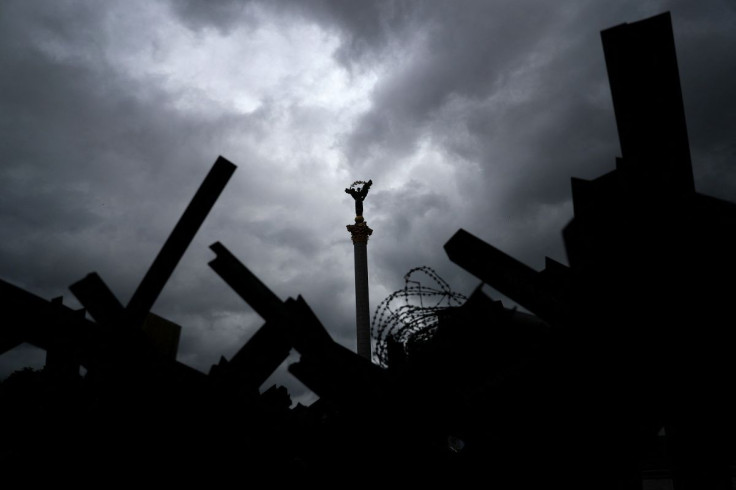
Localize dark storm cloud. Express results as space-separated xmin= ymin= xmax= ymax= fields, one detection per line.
xmin=168 ymin=0 xmax=261 ymax=34
xmin=164 ymin=0 xmax=736 ymax=203
xmin=165 ymin=0 xmax=736 ymax=211
xmin=316 ymin=0 xmax=735 ymax=264
xmin=340 ymin=2 xmax=570 ymax=165
xmin=169 ymin=0 xmax=420 ymax=67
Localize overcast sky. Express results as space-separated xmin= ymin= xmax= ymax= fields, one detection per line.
xmin=1 ymin=0 xmax=734 ymax=404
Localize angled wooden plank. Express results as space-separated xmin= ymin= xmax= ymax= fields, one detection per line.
xmin=223 ymin=318 xmax=292 ymax=390
xmin=444 ymin=229 xmax=566 ymax=325
xmin=0 ymin=278 xmax=107 ymax=368
xmin=207 ymin=241 xmax=291 ymax=389
xmin=71 ymin=272 xmax=181 ymax=359
xmin=69 ymin=272 xmax=125 ymax=325
xmin=601 ymin=11 xmax=694 ymax=195
xmin=125 ymin=156 xmax=236 ymax=329
xmin=208 ymin=241 xmax=284 ymax=322
xmin=208 ymin=243 xmax=336 ymax=391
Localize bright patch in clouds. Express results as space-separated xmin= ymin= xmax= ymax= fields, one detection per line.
xmin=102 ymin=2 xmax=377 ymax=119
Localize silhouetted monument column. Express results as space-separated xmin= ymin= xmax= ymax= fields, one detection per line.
xmin=346 ymin=180 xmax=373 ymax=360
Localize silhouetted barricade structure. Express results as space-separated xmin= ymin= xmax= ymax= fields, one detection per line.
xmin=206 ymin=240 xmax=397 ymax=477
xmin=125 ymin=157 xmax=236 ymax=328
xmin=0 ymin=156 xmax=365 ymax=479
xmin=0 ymin=158 xmax=237 ymax=472
xmin=207 ymin=241 xmax=294 ymax=392
xmin=1 ymin=10 xmax=734 ymax=487
xmin=61 ymin=158 xmax=238 ymax=398
xmin=443 ymin=12 xmax=735 ymax=489
xmin=1 ymin=278 xmax=108 ymax=371
xmin=445 ymin=230 xmax=571 ymax=326
xmin=207 ymin=241 xmax=385 ymax=399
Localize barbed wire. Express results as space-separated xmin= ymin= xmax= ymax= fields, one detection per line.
xmin=371 ymin=266 xmax=467 ymax=367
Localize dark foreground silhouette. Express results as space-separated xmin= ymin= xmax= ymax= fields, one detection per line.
xmin=1 ymin=12 xmax=734 ymax=488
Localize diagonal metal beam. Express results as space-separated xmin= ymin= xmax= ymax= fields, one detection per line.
xmin=208 ymin=241 xmax=284 ymax=323
xmin=444 ymin=228 xmax=567 ymax=325
xmin=70 ymin=272 xmax=125 ymax=326
xmin=124 ymin=156 xmax=236 ymax=329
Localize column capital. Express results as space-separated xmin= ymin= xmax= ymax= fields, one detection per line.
xmin=347 ymin=218 xmax=373 ymax=244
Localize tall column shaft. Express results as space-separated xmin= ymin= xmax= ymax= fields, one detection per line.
xmin=346 ymin=217 xmax=373 ymax=359
xmin=353 ymin=241 xmax=371 ymax=359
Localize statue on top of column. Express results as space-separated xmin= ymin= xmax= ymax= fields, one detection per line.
xmin=345 ymin=180 xmax=372 ymax=217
